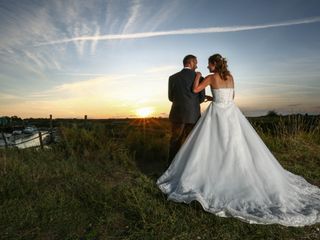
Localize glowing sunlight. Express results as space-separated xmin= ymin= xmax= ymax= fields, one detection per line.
xmin=136 ymin=107 xmax=154 ymax=118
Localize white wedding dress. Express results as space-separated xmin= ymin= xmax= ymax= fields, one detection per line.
xmin=157 ymin=87 xmax=320 ymax=226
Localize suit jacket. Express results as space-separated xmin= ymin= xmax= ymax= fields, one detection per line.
xmin=168 ymin=68 xmax=206 ymax=124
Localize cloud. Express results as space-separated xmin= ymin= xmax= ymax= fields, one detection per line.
xmin=0 ymin=92 xmax=22 ymax=100
xmin=34 ymin=16 xmax=320 ymax=46
xmin=145 ymin=65 xmax=179 ymax=73
xmin=23 ymin=50 xmax=62 ymax=70
xmin=0 ymin=1 xmax=68 ymax=80
xmin=143 ymin=0 xmax=181 ymax=32
xmin=238 ymin=80 xmax=320 ymax=90
xmin=55 ymin=72 xmax=114 ymax=77
xmin=121 ymin=0 xmax=142 ymax=34
xmin=287 ymin=104 xmax=301 ymax=107
xmin=90 ymin=23 xmax=100 ymax=54
xmin=43 ymin=74 xmax=136 ymax=98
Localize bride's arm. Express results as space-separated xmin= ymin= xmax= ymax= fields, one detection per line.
xmin=193 ymin=73 xmax=211 ymax=93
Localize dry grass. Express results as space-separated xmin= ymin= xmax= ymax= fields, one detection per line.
xmin=0 ymin=115 xmax=319 ymax=239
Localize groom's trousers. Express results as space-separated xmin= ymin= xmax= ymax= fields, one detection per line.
xmin=167 ymin=122 xmax=195 ymax=168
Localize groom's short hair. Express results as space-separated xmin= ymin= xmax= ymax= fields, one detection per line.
xmin=183 ymin=55 xmax=196 ymax=66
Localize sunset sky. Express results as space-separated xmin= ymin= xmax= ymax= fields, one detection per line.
xmin=0 ymin=0 xmax=320 ymax=118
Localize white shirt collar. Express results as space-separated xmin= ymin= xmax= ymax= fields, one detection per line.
xmin=184 ymin=66 xmax=191 ymax=69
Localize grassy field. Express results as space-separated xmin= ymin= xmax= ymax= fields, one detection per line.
xmin=0 ymin=115 xmax=320 ymax=239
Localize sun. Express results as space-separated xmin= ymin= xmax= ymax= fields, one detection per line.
xmin=136 ymin=107 xmax=154 ymax=118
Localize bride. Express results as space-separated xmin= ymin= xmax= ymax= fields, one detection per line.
xmin=156 ymin=54 xmax=320 ymax=226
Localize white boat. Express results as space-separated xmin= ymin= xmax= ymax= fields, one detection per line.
xmin=12 ymin=130 xmax=22 ymax=135
xmin=23 ymin=126 xmax=38 ymax=134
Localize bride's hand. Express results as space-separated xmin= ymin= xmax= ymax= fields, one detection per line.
xmin=196 ymin=72 xmax=202 ymax=78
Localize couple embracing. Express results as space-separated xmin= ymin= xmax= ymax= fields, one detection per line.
xmin=156 ymin=53 xmax=320 ymax=227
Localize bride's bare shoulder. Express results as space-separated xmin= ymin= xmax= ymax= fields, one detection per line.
xmin=206 ymin=73 xmax=216 ymax=85
xmin=211 ymin=73 xmax=219 ymax=81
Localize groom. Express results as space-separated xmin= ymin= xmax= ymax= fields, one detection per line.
xmin=167 ymin=54 xmax=212 ymax=167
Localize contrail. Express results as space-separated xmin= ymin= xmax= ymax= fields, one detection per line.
xmin=34 ymin=16 xmax=320 ymax=46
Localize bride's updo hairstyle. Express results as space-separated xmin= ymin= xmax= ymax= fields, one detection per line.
xmin=208 ymin=54 xmax=231 ymax=80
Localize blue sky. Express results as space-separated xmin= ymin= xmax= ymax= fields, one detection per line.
xmin=0 ymin=0 xmax=320 ymax=118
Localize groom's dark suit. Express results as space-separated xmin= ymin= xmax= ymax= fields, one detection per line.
xmin=167 ymin=67 xmax=205 ymax=166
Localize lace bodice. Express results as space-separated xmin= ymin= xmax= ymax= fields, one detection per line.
xmin=210 ymin=87 xmax=234 ymax=104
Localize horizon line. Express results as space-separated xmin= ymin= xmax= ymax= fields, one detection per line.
xmin=1 ymin=112 xmax=319 ymax=120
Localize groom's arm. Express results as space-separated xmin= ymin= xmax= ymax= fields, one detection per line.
xmin=198 ymin=76 xmax=206 ymax=103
